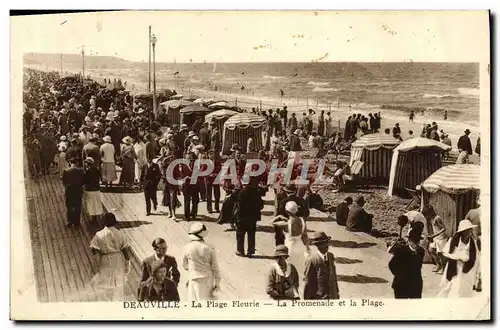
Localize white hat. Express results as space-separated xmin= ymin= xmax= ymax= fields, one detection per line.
xmin=137 ymin=108 xmax=145 ymax=114
xmin=181 ymin=124 xmax=188 ymax=129
xmin=188 ymin=131 xmax=195 ymax=137
xmin=60 ymin=135 xmax=67 ymax=141
xmin=188 ymin=222 xmax=208 ymax=240
xmin=84 ymin=116 xmax=92 ymax=122
xmin=106 ymin=112 xmax=114 ymax=121
xmin=60 ymin=108 xmax=68 ymax=114
xmin=294 ymin=129 xmax=301 ymax=135
xmin=456 ymin=219 xmax=477 ymax=233
xmin=103 ymin=135 xmax=112 ymax=143
xmin=285 ymin=201 xmax=299 ymax=215
xmin=192 ymin=135 xmax=200 ymax=140
xmin=166 ymin=133 xmax=173 ymax=139
xmin=122 ymin=136 xmax=133 ymax=144
xmin=58 ymin=144 xmax=67 ymax=152
xmin=113 ymin=110 xmax=120 ymax=118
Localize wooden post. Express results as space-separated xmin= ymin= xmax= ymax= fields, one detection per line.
xmin=235 ymin=97 xmax=238 ymax=107
xmin=260 ymin=99 xmax=262 ymax=111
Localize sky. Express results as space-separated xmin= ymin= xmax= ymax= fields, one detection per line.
xmin=12 ymin=11 xmax=489 ymax=63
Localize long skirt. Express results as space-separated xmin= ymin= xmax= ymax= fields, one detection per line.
xmin=120 ymin=157 xmax=135 ymax=185
xmin=437 ymin=260 xmax=479 ymax=298
xmin=187 ymin=277 xmax=216 ymax=301
xmin=84 ymin=190 xmax=103 ymax=216
xmin=101 ymin=162 xmax=117 ymax=183
xmin=285 ymin=235 xmax=308 ymax=284
xmin=90 ymin=251 xmax=126 ymax=301
xmin=135 ymin=162 xmax=146 ymax=183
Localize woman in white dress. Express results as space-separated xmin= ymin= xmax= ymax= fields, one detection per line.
xmin=90 ymin=212 xmax=132 ymax=301
xmin=100 ymin=135 xmax=117 ymax=188
xmin=437 ymin=219 xmax=479 ymax=298
xmin=272 ymin=201 xmax=310 ymax=280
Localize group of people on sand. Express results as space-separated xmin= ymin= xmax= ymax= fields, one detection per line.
xmin=24 ymin=69 xmax=481 ymax=302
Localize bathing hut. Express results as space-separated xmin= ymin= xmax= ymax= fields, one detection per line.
xmin=222 ymin=113 xmax=267 ymax=153
xmin=180 ymin=105 xmax=212 ymax=128
xmin=388 ymin=138 xmax=451 ymax=196
xmin=159 ymin=99 xmax=193 ymax=126
xmin=205 ymin=109 xmax=238 ymax=134
xmin=349 ymin=133 xmax=401 ymax=183
xmin=417 ymin=164 xmax=480 ymax=236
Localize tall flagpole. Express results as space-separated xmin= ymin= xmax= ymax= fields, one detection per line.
xmin=148 ymin=26 xmax=152 ymax=92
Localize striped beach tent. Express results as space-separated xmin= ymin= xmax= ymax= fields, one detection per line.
xmin=160 ymin=99 xmax=193 ymax=126
xmin=180 ymin=105 xmax=212 ymax=127
xmin=223 ymin=113 xmax=267 ymax=153
xmin=388 ymin=138 xmax=451 ymax=196
xmin=349 ymin=133 xmax=400 ymax=183
xmin=418 ymin=164 xmax=480 ymax=236
xmin=205 ymin=109 xmax=238 ymax=134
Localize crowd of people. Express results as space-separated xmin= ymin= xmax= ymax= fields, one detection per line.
xmin=23 ymin=69 xmax=481 ymax=302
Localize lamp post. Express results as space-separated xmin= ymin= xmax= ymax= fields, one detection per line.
xmin=151 ymin=34 xmax=157 ymax=118
xmin=148 ymin=26 xmax=151 ymax=92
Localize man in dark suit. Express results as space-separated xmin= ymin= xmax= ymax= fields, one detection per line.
xmin=140 ymin=238 xmax=180 ymax=286
xmin=62 ymin=157 xmax=85 ymax=227
xmin=303 ymin=231 xmax=340 ymax=300
xmin=235 ymin=181 xmax=263 ymax=257
xmin=346 ymin=195 xmax=373 ymax=233
xmin=275 ymin=184 xmax=309 ymax=246
xmin=335 ymin=197 xmax=352 ymax=226
xmin=143 ymin=156 xmax=162 ymax=216
xmin=289 ymin=129 xmax=302 ymax=151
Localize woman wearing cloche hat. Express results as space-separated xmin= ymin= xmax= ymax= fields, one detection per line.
xmin=438 ymin=219 xmax=479 ymax=298
xmin=266 ymin=245 xmax=300 ymax=300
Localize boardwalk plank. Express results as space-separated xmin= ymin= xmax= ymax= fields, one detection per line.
xmin=30 ymin=177 xmax=62 ymax=301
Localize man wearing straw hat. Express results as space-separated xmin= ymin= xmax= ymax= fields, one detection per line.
xmin=182 ymin=222 xmax=221 ymax=300
xmin=303 ymin=231 xmax=340 ymax=300
xmin=438 ymin=219 xmax=479 ymax=298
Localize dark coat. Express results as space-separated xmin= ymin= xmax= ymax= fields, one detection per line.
xmin=289 ymin=135 xmax=302 ymax=151
xmin=335 ymin=201 xmax=350 ymax=226
xmin=62 ymin=166 xmax=85 ymax=197
xmin=346 ymin=204 xmax=372 ymax=233
xmin=83 ymin=167 xmax=101 ymax=191
xmin=143 ymin=162 xmax=162 ymax=188
xmin=457 ymin=135 xmax=473 ymax=154
xmin=388 ymin=245 xmax=425 ymax=298
xmin=138 ymin=277 xmax=180 ymax=302
xmin=217 ymin=192 xmax=239 ymax=225
xmin=140 ymin=254 xmax=180 ymax=286
xmin=303 ymin=252 xmax=340 ymax=299
xmin=237 ymin=186 xmax=263 ymax=224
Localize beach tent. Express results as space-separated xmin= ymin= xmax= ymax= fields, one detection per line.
xmin=208 ymin=101 xmax=231 ymax=110
xmin=223 ymin=113 xmax=267 ymax=153
xmin=205 ymin=109 xmax=238 ymax=134
xmin=388 ymin=138 xmax=451 ymax=196
xmin=417 ymin=164 xmax=480 ymax=236
xmin=159 ymin=99 xmax=193 ymax=126
xmin=180 ymin=105 xmax=212 ymax=128
xmin=349 ymin=133 xmax=401 ymax=183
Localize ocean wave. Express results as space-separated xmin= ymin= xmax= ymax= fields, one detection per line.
xmin=262 ymin=75 xmax=284 ymax=80
xmin=423 ymin=93 xmax=455 ymax=99
xmin=312 ymin=87 xmax=340 ymax=92
xmin=307 ymin=81 xmax=330 ymax=86
xmin=457 ymin=87 xmax=480 ymax=97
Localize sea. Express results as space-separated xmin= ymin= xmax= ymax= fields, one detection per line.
xmin=147 ymin=62 xmax=479 ymax=125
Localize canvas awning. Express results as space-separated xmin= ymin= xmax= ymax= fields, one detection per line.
xmin=351 ymin=133 xmax=401 ymax=150
xmin=224 ymin=113 xmax=266 ymax=130
xmin=419 ymin=164 xmax=480 ymax=194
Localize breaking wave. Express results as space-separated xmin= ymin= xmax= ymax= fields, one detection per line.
xmin=457 ymin=87 xmax=480 ymax=97
xmin=307 ymin=81 xmax=330 ymax=86
xmin=262 ymin=75 xmax=284 ymax=80
xmin=423 ymin=93 xmax=454 ymax=99
xmin=312 ymin=87 xmax=340 ymax=92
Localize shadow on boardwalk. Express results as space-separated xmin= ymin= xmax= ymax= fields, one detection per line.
xmin=337 ymin=274 xmax=389 ymax=284
xmin=117 ymin=220 xmax=153 ymax=229
xmin=329 ymin=240 xmax=377 ymax=249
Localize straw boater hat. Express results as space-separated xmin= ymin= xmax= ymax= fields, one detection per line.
xmin=122 ymin=136 xmax=133 ymax=144
xmin=103 ymin=135 xmax=112 ymax=143
xmin=181 ymin=124 xmax=188 ymax=130
xmin=294 ymin=129 xmax=301 ymax=135
xmin=188 ymin=131 xmax=195 ymax=138
xmin=60 ymin=135 xmax=67 ymax=141
xmin=309 ymin=231 xmax=332 ymax=245
xmin=274 ymin=245 xmax=289 ymax=258
xmin=137 ymin=108 xmax=145 ymax=114
xmin=105 ymin=112 xmax=114 ymax=121
xmin=456 ymin=219 xmax=477 ymax=233
xmin=84 ymin=157 xmax=94 ymax=165
xmin=192 ymin=136 xmax=200 ymax=141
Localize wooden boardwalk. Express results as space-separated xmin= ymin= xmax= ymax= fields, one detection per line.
xmin=25 ymin=174 xmax=443 ymax=302
xmin=24 ymin=174 xmax=141 ymax=302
